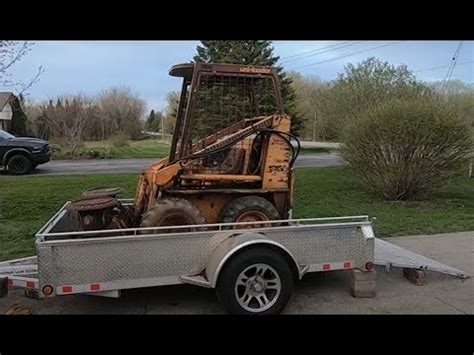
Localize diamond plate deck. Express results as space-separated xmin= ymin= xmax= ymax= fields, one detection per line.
xmin=374 ymin=238 xmax=467 ymax=278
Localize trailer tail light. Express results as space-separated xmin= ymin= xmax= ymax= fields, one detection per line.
xmin=365 ymin=261 xmax=374 ymax=271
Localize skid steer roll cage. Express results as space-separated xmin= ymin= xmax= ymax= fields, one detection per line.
xmin=168 ymin=63 xmax=284 ymax=163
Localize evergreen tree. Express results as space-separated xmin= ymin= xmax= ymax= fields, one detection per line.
xmin=146 ymin=109 xmax=156 ymax=130
xmin=193 ymin=41 xmax=303 ymax=135
xmin=10 ymin=96 xmax=28 ymax=136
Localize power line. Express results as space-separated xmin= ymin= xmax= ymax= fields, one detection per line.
xmin=290 ymin=41 xmax=405 ymax=70
xmin=414 ymin=60 xmax=474 ymax=73
xmin=280 ymin=41 xmax=352 ymax=61
xmin=280 ymin=41 xmax=362 ymax=64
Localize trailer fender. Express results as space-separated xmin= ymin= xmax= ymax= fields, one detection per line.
xmin=206 ymin=232 xmax=302 ymax=288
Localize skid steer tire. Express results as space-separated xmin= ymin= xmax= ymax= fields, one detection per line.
xmin=140 ymin=197 xmax=206 ymax=233
xmin=218 ymin=196 xmax=280 ymax=228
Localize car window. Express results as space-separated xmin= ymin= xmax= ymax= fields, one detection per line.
xmin=0 ymin=130 xmax=15 ymax=140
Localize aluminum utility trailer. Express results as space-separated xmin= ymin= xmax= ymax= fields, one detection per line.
xmin=0 ymin=201 xmax=467 ymax=314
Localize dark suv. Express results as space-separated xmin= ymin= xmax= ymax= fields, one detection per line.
xmin=0 ymin=129 xmax=51 ymax=174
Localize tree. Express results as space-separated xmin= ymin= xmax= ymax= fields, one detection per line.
xmin=146 ymin=109 xmax=156 ymax=130
xmin=10 ymin=97 xmax=28 ymax=136
xmin=145 ymin=109 xmax=163 ymax=133
xmin=41 ymin=95 xmax=95 ymax=154
xmin=319 ymin=57 xmax=433 ymax=140
xmin=289 ymin=71 xmax=331 ymax=140
xmin=0 ymin=41 xmax=44 ymax=94
xmin=96 ymin=87 xmax=146 ymax=140
xmin=162 ymin=91 xmax=180 ymax=136
xmin=193 ymin=41 xmax=303 ymax=135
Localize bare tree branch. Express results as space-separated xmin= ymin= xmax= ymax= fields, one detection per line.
xmin=0 ymin=41 xmax=43 ymax=94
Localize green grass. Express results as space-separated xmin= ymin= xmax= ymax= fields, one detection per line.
xmin=52 ymin=139 xmax=170 ymax=160
xmin=1 ymin=166 xmax=473 ymax=261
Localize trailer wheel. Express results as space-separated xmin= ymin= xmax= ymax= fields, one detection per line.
xmin=219 ymin=196 xmax=280 ymax=228
xmin=140 ymin=197 xmax=206 ymax=232
xmin=216 ymin=247 xmax=293 ymax=315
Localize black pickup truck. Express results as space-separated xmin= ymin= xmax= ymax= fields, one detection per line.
xmin=0 ymin=129 xmax=51 ymax=175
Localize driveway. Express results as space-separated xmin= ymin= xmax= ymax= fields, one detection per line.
xmin=0 ymin=231 xmax=471 ymax=314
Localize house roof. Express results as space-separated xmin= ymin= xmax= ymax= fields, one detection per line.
xmin=0 ymin=92 xmax=15 ymax=111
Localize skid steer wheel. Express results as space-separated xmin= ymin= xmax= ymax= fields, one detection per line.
xmin=216 ymin=247 xmax=293 ymax=315
xmin=140 ymin=197 xmax=206 ymax=233
xmin=219 ymin=196 xmax=280 ymax=229
xmin=7 ymin=155 xmax=32 ymax=175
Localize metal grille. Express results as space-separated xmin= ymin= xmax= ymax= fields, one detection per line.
xmin=181 ymin=73 xmax=279 ymax=175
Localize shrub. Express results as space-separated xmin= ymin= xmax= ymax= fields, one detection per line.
xmin=109 ymin=132 xmax=130 ymax=147
xmin=341 ymin=99 xmax=473 ymax=200
xmin=87 ymin=150 xmax=101 ymax=159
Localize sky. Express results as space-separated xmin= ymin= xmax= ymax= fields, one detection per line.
xmin=3 ymin=40 xmax=473 ymax=112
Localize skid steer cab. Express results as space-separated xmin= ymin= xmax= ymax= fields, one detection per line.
xmin=69 ymin=63 xmax=300 ymax=231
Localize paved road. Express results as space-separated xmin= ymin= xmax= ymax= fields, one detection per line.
xmin=0 ymin=153 xmax=344 ymax=176
xmin=0 ymin=231 xmax=471 ymax=314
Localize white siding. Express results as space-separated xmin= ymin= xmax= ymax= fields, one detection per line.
xmin=0 ymin=102 xmax=13 ymax=121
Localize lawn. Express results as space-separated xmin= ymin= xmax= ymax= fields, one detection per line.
xmin=1 ymin=166 xmax=473 ymax=261
xmin=52 ymin=139 xmax=170 ymax=160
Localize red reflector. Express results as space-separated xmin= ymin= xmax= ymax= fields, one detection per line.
xmin=90 ymin=284 xmax=100 ymax=291
xmin=343 ymin=261 xmax=352 ymax=268
xmin=26 ymin=281 xmax=35 ymax=288
xmin=62 ymin=286 xmax=72 ymax=293
xmin=322 ymin=264 xmax=331 ymax=271
xmin=8 ymin=279 xmax=13 ymax=286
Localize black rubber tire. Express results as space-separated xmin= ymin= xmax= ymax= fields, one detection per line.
xmin=140 ymin=197 xmax=206 ymax=231
xmin=7 ymin=155 xmax=32 ymax=175
xmin=216 ymin=247 xmax=294 ymax=315
xmin=218 ymin=196 xmax=280 ymax=225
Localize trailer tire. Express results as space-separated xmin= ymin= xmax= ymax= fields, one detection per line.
xmin=216 ymin=247 xmax=293 ymax=315
xmin=140 ymin=197 xmax=206 ymax=232
xmin=218 ymin=196 xmax=280 ymax=228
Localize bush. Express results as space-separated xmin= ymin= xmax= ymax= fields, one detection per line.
xmin=341 ymin=99 xmax=473 ymax=200
xmin=109 ymin=133 xmax=130 ymax=147
xmin=87 ymin=150 xmax=101 ymax=159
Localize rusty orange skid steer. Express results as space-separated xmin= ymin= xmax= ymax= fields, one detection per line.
xmin=69 ymin=63 xmax=300 ymax=231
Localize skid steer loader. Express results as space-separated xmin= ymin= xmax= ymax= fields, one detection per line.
xmin=69 ymin=63 xmax=300 ymax=230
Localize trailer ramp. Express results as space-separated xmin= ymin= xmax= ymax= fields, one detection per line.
xmin=374 ymin=238 xmax=467 ymax=279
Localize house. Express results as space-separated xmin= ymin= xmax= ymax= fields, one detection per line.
xmin=0 ymin=92 xmax=15 ymax=131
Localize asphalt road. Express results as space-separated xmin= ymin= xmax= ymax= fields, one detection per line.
xmin=0 ymin=153 xmax=344 ymax=176
xmin=0 ymin=231 xmax=471 ymax=314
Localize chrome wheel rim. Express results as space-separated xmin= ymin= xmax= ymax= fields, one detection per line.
xmin=235 ymin=263 xmax=281 ymax=313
